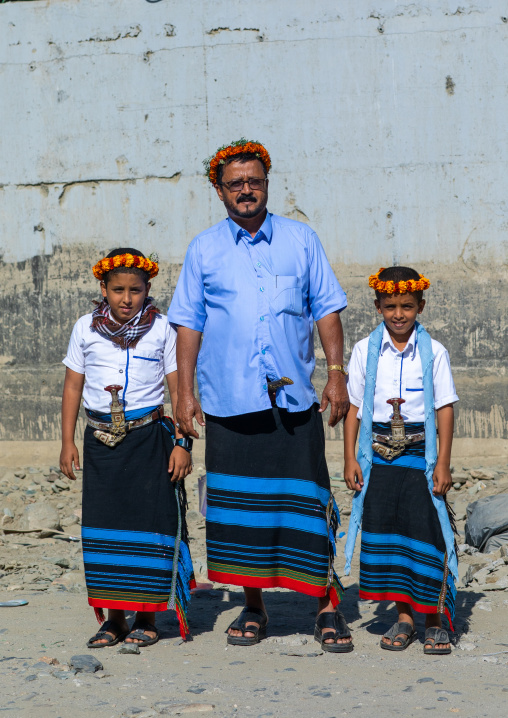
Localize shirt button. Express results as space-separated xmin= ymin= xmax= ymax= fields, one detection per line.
xmin=260 ymin=316 xmax=264 ymax=321
xmin=119 ymin=369 xmax=124 ymax=374
xmin=261 ymin=349 xmax=266 ymax=355
xmin=262 ymin=384 xmax=267 ymax=391
xmin=257 ymin=262 xmax=261 ymax=268
xmin=260 ymin=287 xmax=265 ymax=292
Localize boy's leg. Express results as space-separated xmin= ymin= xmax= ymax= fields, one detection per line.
xmin=90 ymin=609 xmax=129 ymax=644
xmin=381 ymin=601 xmax=414 ymax=646
xmin=424 ymin=613 xmax=451 ymax=651
xmin=125 ymin=611 xmax=157 ymax=643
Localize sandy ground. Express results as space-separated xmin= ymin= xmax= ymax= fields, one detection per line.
xmin=0 ymin=438 xmax=507 ymax=718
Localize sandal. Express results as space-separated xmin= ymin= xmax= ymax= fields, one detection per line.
xmin=423 ymin=626 xmax=451 ymax=655
xmin=87 ymin=620 xmax=129 ymax=649
xmin=226 ymin=606 xmax=268 ymax=646
xmin=125 ymin=620 xmax=159 ymax=647
xmin=380 ymin=622 xmax=417 ymax=651
xmin=314 ymin=610 xmax=354 ymax=653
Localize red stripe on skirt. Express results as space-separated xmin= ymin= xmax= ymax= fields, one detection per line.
xmin=208 ymin=571 xmax=341 ymax=606
xmin=359 ymin=590 xmax=454 ymax=630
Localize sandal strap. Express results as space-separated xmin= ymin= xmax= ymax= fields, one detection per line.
xmin=316 ymin=611 xmax=351 ymax=640
xmin=383 ymin=621 xmax=414 ymax=641
xmin=226 ymin=606 xmax=267 ymax=636
xmin=127 ymin=629 xmax=154 ymax=641
xmin=424 ymin=627 xmax=449 ymax=645
xmin=131 ymin=620 xmax=157 ymax=634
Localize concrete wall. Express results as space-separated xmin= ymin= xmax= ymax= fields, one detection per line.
xmin=0 ymin=0 xmax=506 ymax=440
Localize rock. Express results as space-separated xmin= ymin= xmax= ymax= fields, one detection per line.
xmin=453 ymin=483 xmax=462 ymax=490
xmin=47 ymin=473 xmax=59 ymax=483
xmin=154 ymin=704 xmax=215 ymax=715
xmin=39 ymin=656 xmax=60 ymax=665
xmin=501 ymin=545 xmax=508 ymax=558
xmin=451 ymin=472 xmax=469 ymax=484
xmin=458 ymin=642 xmax=476 ymax=651
xmin=117 ymin=644 xmax=140 ymax=654
xmin=61 ymin=515 xmax=80 ymax=528
xmin=187 ymin=687 xmax=206 ymax=694
xmin=470 ymin=469 xmax=496 ymax=481
xmin=19 ymin=502 xmax=60 ymax=537
xmin=50 ymin=571 xmax=86 ymax=592
xmin=3 ymin=508 xmax=14 ymax=518
xmin=43 ymin=557 xmax=71 ymax=569
xmin=122 ymin=710 xmax=157 ymax=718
xmin=69 ymin=654 xmax=103 ymax=673
xmin=54 ymin=479 xmax=70 ymax=491
xmin=14 ymin=472 xmax=26 ymax=479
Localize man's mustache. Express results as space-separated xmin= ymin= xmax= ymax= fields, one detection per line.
xmin=236 ymin=194 xmax=256 ymax=203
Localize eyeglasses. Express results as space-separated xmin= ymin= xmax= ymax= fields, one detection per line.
xmin=220 ymin=178 xmax=268 ymax=192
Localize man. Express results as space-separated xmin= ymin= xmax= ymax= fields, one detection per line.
xmin=168 ymin=138 xmax=352 ymax=652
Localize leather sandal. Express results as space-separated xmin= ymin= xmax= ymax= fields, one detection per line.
xmin=423 ymin=626 xmax=451 ymax=655
xmin=226 ymin=606 xmax=268 ymax=646
xmin=314 ymin=610 xmax=354 ymax=653
xmin=125 ymin=620 xmax=159 ymax=647
xmin=380 ymin=621 xmax=417 ymax=651
xmin=87 ymin=620 xmax=129 ymax=648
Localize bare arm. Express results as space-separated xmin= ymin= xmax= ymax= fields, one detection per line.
xmin=166 ymin=371 xmax=193 ymax=482
xmin=60 ymin=367 xmax=85 ymax=480
xmin=433 ymin=404 xmax=454 ymax=496
xmin=175 ymin=326 xmax=205 ymax=438
xmin=316 ymin=311 xmax=350 ymax=426
xmin=343 ymin=403 xmax=364 ymax=490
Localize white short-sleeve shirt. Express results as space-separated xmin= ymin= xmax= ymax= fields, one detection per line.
xmin=63 ymin=312 xmax=177 ymax=414
xmin=346 ymin=325 xmax=459 ymax=423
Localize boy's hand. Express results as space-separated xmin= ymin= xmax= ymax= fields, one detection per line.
xmin=344 ymin=458 xmax=364 ymax=491
xmin=168 ymin=446 xmax=193 ymax=483
xmin=60 ymin=443 xmax=80 ymax=480
xmin=432 ymin=462 xmax=452 ymax=496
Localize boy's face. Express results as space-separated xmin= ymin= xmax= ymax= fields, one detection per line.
xmin=375 ymin=292 xmax=425 ymax=341
xmin=101 ymin=273 xmax=150 ymax=325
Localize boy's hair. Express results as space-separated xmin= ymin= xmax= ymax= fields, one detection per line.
xmin=103 ymin=248 xmax=150 ymax=286
xmin=375 ymin=266 xmax=424 ymax=302
xmin=216 ymin=153 xmax=268 ymax=185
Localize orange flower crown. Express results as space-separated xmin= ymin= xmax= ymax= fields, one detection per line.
xmin=204 ymin=137 xmax=271 ymax=185
xmin=92 ymin=253 xmax=159 ymax=280
xmin=368 ymin=268 xmax=430 ymax=294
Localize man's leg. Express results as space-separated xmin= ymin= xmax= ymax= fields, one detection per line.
xmin=227 ymin=587 xmax=267 ymax=639
xmin=424 ymin=613 xmax=451 ymax=652
xmin=125 ymin=611 xmax=157 ymax=643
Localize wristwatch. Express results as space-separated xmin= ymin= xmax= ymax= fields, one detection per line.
xmin=175 ymin=437 xmax=193 ymax=453
xmin=327 ymin=364 xmax=348 ymax=376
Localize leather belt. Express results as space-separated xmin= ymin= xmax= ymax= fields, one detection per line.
xmin=86 ymin=405 xmax=164 ymax=433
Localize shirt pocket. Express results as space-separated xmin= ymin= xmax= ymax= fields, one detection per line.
xmin=271 ymin=275 xmax=303 ymax=316
xmin=405 ymin=377 xmax=424 ymax=392
xmin=129 ymin=349 xmax=163 ymax=385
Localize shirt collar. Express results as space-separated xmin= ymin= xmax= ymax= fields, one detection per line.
xmin=227 ymin=212 xmax=273 ymax=245
xmin=380 ymin=324 xmax=418 ymax=359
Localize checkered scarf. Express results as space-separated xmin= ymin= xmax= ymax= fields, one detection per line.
xmin=90 ymin=298 xmax=161 ymax=349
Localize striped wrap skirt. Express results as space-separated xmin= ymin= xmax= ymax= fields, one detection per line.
xmin=204 ymin=404 xmax=344 ymax=605
xmin=81 ymin=416 xmax=195 ymax=637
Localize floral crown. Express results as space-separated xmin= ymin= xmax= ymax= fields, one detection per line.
xmin=92 ymin=252 xmax=159 ymax=280
xmin=368 ymin=267 xmax=430 ymax=294
xmin=203 ymin=137 xmax=271 ymax=185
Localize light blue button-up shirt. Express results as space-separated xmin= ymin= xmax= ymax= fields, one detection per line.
xmin=167 ymin=212 xmax=347 ymax=417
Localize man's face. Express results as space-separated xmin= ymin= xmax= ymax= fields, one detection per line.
xmin=215 ymin=159 xmax=268 ymax=220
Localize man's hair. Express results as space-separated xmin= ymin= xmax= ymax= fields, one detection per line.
xmin=375 ymin=266 xmax=424 ymax=302
xmin=103 ymin=247 xmax=150 ymax=285
xmin=216 ymin=153 xmax=268 ymax=185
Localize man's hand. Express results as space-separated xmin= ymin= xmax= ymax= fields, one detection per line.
xmin=319 ymin=375 xmax=350 ymax=427
xmin=168 ymin=446 xmax=193 ymax=483
xmin=344 ymin=457 xmax=364 ymax=491
xmin=176 ymin=391 xmax=205 ymax=439
xmin=60 ymin=442 xmax=80 ymax=480
xmin=432 ymin=462 xmax=452 ymax=496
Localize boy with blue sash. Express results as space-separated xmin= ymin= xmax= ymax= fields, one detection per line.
xmin=343 ymin=266 xmax=459 ymax=654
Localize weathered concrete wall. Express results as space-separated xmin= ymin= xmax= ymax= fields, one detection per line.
xmin=0 ymin=1 xmax=506 ymax=440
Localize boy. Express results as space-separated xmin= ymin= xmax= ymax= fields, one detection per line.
xmin=343 ymin=266 xmax=459 ymax=654
xmin=60 ymin=248 xmax=194 ymax=647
